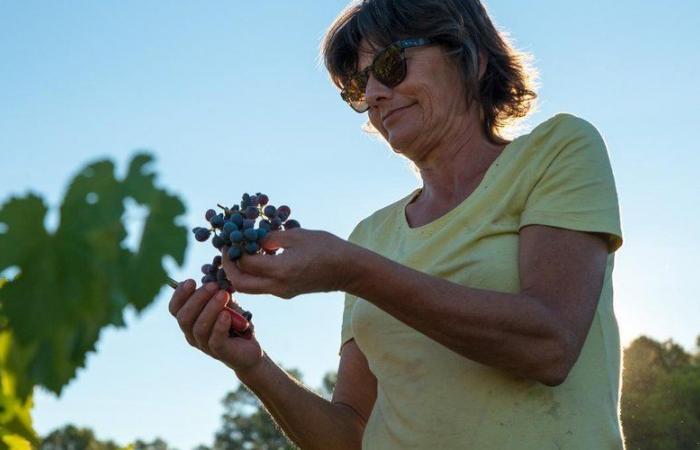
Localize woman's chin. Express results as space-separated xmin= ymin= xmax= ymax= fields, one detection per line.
xmin=386 ymin=130 xmax=415 ymax=154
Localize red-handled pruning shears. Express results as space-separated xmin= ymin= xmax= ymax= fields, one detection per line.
xmin=167 ymin=276 xmax=253 ymax=340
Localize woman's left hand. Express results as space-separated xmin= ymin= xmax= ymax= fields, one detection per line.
xmin=221 ymin=229 xmax=356 ymax=299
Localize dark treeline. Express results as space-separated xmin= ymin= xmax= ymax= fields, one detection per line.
xmin=41 ymin=336 xmax=700 ymax=450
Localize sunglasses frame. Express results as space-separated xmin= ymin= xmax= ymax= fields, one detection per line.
xmin=340 ymin=37 xmax=434 ymax=113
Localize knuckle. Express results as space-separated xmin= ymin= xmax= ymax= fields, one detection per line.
xmin=277 ymin=286 xmax=293 ymax=299
xmin=185 ymin=336 xmax=198 ymax=348
xmin=169 ymin=293 xmax=185 ymax=316
xmin=175 ymin=307 xmax=186 ymax=322
xmin=193 ymin=323 xmax=208 ymax=342
xmin=176 ymin=310 xmax=194 ymax=330
xmin=209 ymin=337 xmax=224 ymax=357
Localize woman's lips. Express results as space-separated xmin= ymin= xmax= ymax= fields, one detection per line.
xmin=383 ymin=104 xmax=414 ymax=123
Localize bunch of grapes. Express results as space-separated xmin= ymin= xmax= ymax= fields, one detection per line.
xmin=183 ymin=193 xmax=301 ymax=339
xmin=191 ymin=191 xmax=300 ymax=287
xmin=192 ymin=192 xmax=300 ymax=264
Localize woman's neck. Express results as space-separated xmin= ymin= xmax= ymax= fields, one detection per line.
xmin=413 ymin=123 xmax=508 ymax=207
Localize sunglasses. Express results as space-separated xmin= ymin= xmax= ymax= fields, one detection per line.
xmin=340 ymin=38 xmax=434 ymax=113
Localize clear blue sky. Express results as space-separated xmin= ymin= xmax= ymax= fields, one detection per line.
xmin=1 ymin=1 xmax=698 ymax=449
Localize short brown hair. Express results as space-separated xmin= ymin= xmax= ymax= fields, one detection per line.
xmin=321 ymin=0 xmax=538 ymax=144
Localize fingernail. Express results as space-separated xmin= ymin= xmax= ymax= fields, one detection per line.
xmin=206 ymin=282 xmax=218 ymax=292
xmin=216 ymin=291 xmax=227 ymax=301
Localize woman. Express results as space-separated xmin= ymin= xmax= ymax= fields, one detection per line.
xmin=169 ymin=0 xmax=625 ymax=448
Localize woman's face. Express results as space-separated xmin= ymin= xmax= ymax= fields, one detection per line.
xmin=357 ymin=40 xmax=472 ymax=161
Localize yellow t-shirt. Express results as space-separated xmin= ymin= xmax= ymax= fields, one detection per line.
xmin=340 ymin=113 xmax=624 ymax=449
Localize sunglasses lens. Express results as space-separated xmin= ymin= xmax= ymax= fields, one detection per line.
xmin=340 ymin=43 xmax=407 ymax=112
xmin=349 ymin=99 xmax=369 ymax=113
xmin=374 ymin=45 xmax=406 ymax=87
xmin=341 ymin=70 xmax=370 ymax=112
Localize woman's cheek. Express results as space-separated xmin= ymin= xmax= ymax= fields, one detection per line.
xmin=369 ymin=111 xmax=389 ymax=138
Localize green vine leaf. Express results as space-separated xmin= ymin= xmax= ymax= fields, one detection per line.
xmin=0 ymin=331 xmax=37 ymax=449
xmin=0 ymin=152 xmax=187 ymax=396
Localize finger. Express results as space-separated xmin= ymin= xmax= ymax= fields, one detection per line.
xmin=168 ymin=279 xmax=196 ymax=316
xmin=220 ymin=250 xmax=246 ymax=290
xmin=259 ymin=229 xmax=294 ymax=251
xmin=221 ymin=253 xmax=278 ymax=294
xmin=232 ymin=273 xmax=278 ymax=295
xmin=192 ymin=289 xmax=230 ymax=352
xmin=209 ymin=311 xmax=233 ymax=360
xmin=236 ymin=253 xmax=282 ymax=277
xmin=176 ymin=282 xmax=219 ymax=346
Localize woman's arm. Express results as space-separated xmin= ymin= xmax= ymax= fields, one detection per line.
xmin=342 ymin=224 xmax=609 ymax=386
xmin=236 ymin=347 xmax=370 ymax=450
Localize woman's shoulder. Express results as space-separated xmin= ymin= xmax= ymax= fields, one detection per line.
xmin=521 ymin=112 xmax=604 ymax=146
xmin=510 ymin=112 xmax=607 ymax=166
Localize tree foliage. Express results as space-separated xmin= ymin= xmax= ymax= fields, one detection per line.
xmin=621 ymin=335 xmax=700 ymax=449
xmin=39 ymin=425 xmax=174 ymax=450
xmin=198 ymin=367 xmax=338 ymax=450
xmin=208 ymin=367 xmax=304 ymax=450
xmin=39 ymin=424 xmax=121 ymax=450
xmin=0 ymin=153 xmax=187 ymax=449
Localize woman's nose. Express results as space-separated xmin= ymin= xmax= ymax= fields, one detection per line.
xmin=365 ymin=73 xmax=393 ymax=107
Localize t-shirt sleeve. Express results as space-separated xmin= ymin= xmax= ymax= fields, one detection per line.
xmin=519 ymin=115 xmax=623 ymax=253
xmin=339 ymin=222 xmax=365 ymax=356
xmin=339 ymin=292 xmax=359 ymax=356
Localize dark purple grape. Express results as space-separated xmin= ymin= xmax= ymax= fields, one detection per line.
xmin=241 ymin=193 xmax=251 ymax=209
xmin=258 ymin=194 xmax=269 ymax=206
xmin=217 ymin=268 xmax=227 ymax=281
xmin=212 ymin=235 xmax=225 ymax=249
xmin=250 ymin=195 xmax=259 ymax=207
xmin=230 ymin=230 xmax=244 ymax=244
xmin=218 ymin=279 xmax=231 ymax=291
xmin=212 ymin=255 xmax=222 ymax=268
xmin=277 ymin=205 xmax=291 ymax=221
xmin=201 ymin=264 xmax=213 ymax=275
xmin=257 ymin=228 xmax=268 ymax=241
xmin=231 ymin=204 xmax=240 ymax=212
xmin=205 ymin=209 xmax=217 ymax=221
xmin=243 ymin=228 xmax=258 ymax=242
xmin=242 ymin=311 xmax=253 ymax=321
xmin=245 ymin=206 xmax=260 ymax=220
xmin=223 ymin=222 xmax=237 ymax=236
xmin=210 ymin=214 xmax=225 ymax=229
xmin=263 ymin=205 xmax=276 ymax=218
xmin=259 ymin=220 xmax=271 ymax=232
xmin=194 ymin=227 xmax=211 ymax=242
xmin=271 ymin=218 xmax=282 ymax=230
xmin=231 ymin=212 xmax=244 ymax=228
xmin=202 ymin=273 xmax=217 ymax=284
xmin=242 ymin=219 xmax=255 ymax=230
xmin=228 ymin=245 xmax=242 ymax=261
xmin=284 ymin=219 xmax=300 ymax=229
xmin=245 ymin=241 xmax=260 ymax=254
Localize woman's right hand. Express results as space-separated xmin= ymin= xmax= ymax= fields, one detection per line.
xmin=169 ymin=280 xmax=264 ymax=375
